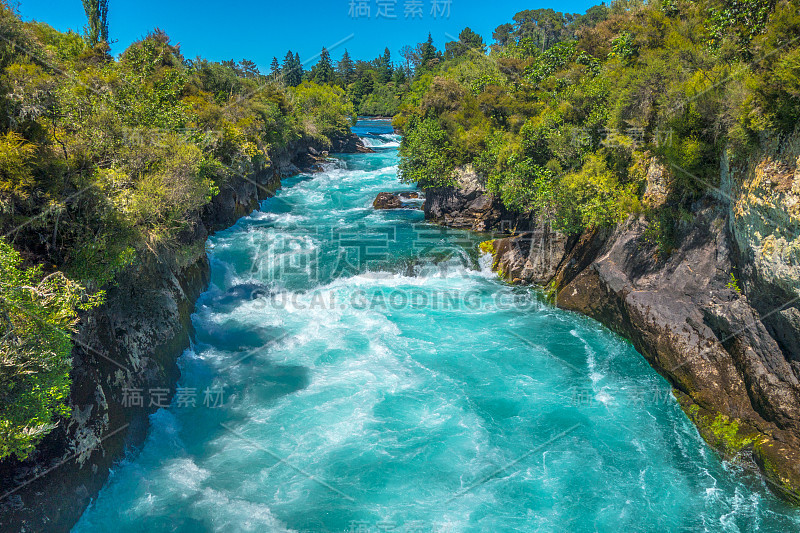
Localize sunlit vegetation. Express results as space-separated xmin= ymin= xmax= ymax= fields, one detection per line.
xmin=270 ymin=45 xmax=411 ymax=116
xmin=0 ymin=1 xmax=357 ymax=458
xmin=395 ymin=0 xmax=800 ymax=235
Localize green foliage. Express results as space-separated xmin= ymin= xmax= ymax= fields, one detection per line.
xmin=0 ymin=3 xmax=363 ymax=457
xmin=0 ymin=237 xmax=102 ymax=460
xmin=445 ymin=28 xmax=487 ymax=59
xmin=511 ymin=8 xmax=576 ymax=52
xmin=727 ymin=273 xmax=742 ymax=293
xmin=706 ymin=0 xmax=776 ymax=53
xmin=282 ymin=51 xmax=303 ymax=87
xmin=527 ymin=41 xmax=579 ymax=84
xmin=30 ymin=23 xmax=87 ymax=63
xmin=312 ymin=47 xmax=335 ymax=84
xmin=0 ymin=132 xmax=36 ymax=201
xmin=359 ymin=84 xmax=403 ymax=116
xmin=398 ymin=117 xmax=457 ymax=188
xmin=554 ymin=154 xmax=639 ymax=232
xmin=337 ymin=50 xmax=356 ymax=85
xmin=291 ymin=83 xmax=356 ymax=141
xmin=708 ymin=414 xmax=757 ymax=456
xmin=609 ymin=32 xmax=639 ymax=63
xmin=81 ymin=0 xmax=109 ymax=46
xmin=397 ymin=0 xmax=798 ymax=235
xmin=335 ymin=47 xmax=411 ymax=116
xmin=642 ymin=214 xmax=675 ymax=259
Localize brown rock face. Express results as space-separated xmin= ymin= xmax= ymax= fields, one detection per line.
xmin=373 ymin=192 xmax=404 ymax=209
xmin=478 ymin=209 xmax=800 ymax=503
xmin=373 ymin=192 xmax=423 ymax=210
xmin=490 ymin=226 xmax=576 ymax=285
xmin=432 ymin=157 xmax=800 ymax=504
xmin=554 ymin=210 xmax=800 ymax=502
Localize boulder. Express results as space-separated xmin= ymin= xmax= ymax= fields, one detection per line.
xmin=373 ymin=192 xmax=403 ymax=209
xmin=373 ymin=192 xmax=424 ymax=210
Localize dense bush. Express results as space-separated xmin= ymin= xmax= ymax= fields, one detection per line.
xmin=0 ymin=237 xmax=102 ymax=460
xmin=0 ymin=1 xmax=360 ymax=456
xmin=396 ymin=0 xmax=800 ymax=233
xmin=291 ymin=83 xmax=356 ymax=142
xmin=398 ymin=116 xmax=457 ymax=188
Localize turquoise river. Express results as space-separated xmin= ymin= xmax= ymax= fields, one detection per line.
xmin=73 ymin=119 xmax=800 ymax=532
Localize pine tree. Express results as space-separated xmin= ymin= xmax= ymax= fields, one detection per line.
xmin=270 ymin=57 xmax=280 ymax=80
xmin=294 ymin=52 xmax=304 ymax=83
xmin=282 ymin=50 xmax=301 ymax=86
xmin=379 ymin=48 xmax=393 ymax=83
xmin=81 ymin=0 xmax=109 ymax=46
xmin=313 ymin=47 xmax=334 ymax=84
xmin=337 ymin=50 xmax=356 ymax=85
xmin=420 ymin=33 xmax=438 ymax=71
xmin=240 ymin=59 xmax=260 ymax=79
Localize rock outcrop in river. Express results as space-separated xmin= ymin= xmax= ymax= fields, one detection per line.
xmin=373 ymin=191 xmax=422 ymax=210
xmin=424 ymin=141 xmax=800 ymax=504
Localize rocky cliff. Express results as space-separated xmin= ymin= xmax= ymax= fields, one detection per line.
xmin=426 ymin=146 xmax=800 ymax=504
xmin=0 ymin=133 xmax=369 ymax=532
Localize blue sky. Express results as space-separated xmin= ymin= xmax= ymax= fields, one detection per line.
xmin=18 ymin=0 xmax=599 ymax=69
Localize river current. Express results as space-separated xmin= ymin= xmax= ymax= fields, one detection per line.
xmin=73 ymin=119 xmax=800 ymax=532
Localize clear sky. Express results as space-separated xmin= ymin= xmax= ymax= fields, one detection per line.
xmin=17 ymin=0 xmax=599 ymax=69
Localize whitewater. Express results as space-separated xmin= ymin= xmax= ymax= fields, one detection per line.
xmin=73 ymin=119 xmax=800 ymax=532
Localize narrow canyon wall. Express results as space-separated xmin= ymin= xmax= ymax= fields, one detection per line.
xmin=426 ymin=142 xmax=800 ymax=503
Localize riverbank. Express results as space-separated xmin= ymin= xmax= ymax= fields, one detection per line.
xmin=0 ymin=132 xmax=370 ymax=532
xmin=423 ymin=150 xmax=800 ymax=503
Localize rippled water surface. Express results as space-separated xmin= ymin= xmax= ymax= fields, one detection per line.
xmin=74 ymin=119 xmax=800 ymax=532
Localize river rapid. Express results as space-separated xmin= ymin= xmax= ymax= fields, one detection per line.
xmin=73 ymin=119 xmax=800 ymax=532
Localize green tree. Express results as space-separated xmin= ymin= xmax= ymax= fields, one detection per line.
xmin=446 ymin=27 xmax=486 ymax=58
xmin=337 ymin=50 xmax=356 ymax=85
xmin=270 ymin=56 xmax=280 ymax=79
xmin=393 ymin=66 xmax=407 ymax=84
xmin=419 ymin=33 xmax=439 ymax=72
xmin=294 ymin=52 xmax=303 ymax=81
xmin=493 ymin=23 xmax=515 ymax=46
xmin=239 ymin=59 xmax=260 ymax=79
xmin=378 ymin=47 xmax=393 ymax=83
xmin=282 ymin=50 xmax=301 ymax=86
xmin=81 ymin=0 xmax=109 ymax=46
xmin=399 ymin=117 xmax=456 ymax=187
xmin=512 ymin=8 xmax=572 ymax=51
xmin=291 ymin=83 xmax=356 ymax=140
xmin=313 ymin=47 xmax=334 ymax=84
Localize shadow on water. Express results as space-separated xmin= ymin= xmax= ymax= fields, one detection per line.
xmin=200 ymin=282 xmax=274 ymax=310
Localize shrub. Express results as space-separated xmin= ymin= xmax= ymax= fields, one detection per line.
xmin=398 ymin=117 xmax=457 ymax=188
xmin=291 ymin=82 xmax=356 ymax=142
xmin=0 ymin=237 xmax=102 ymax=460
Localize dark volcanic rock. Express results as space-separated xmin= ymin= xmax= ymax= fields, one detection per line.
xmin=373 ymin=191 xmax=424 ymax=210
xmin=423 ymin=166 xmax=533 ymax=232
xmin=330 ymin=132 xmax=374 ymax=154
xmin=373 ymin=192 xmax=403 ymax=209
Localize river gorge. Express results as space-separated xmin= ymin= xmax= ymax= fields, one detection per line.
xmin=65 ymin=120 xmax=800 ymax=532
